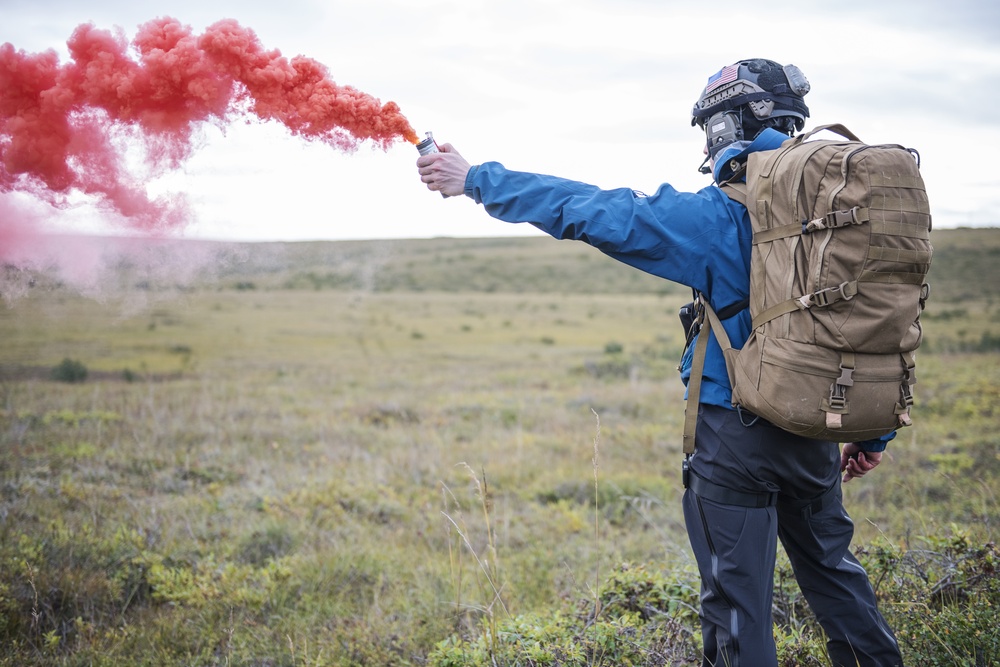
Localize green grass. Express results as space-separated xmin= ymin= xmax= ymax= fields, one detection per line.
xmin=0 ymin=228 xmax=997 ymax=666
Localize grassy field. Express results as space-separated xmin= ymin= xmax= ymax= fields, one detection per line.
xmin=0 ymin=228 xmax=998 ymax=666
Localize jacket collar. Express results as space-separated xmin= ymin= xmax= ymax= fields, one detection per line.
xmin=713 ymin=128 xmax=791 ymax=183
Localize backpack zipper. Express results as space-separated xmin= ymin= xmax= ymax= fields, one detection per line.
xmin=815 ymin=144 xmax=872 ymax=292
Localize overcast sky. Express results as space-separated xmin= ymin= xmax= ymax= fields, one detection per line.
xmin=2 ymin=0 xmax=999 ymax=242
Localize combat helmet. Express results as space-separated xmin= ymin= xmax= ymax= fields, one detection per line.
xmin=692 ymin=58 xmax=810 ymax=170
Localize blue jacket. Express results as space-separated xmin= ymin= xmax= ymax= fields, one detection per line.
xmin=462 ymin=128 xmax=894 ymax=451
xmin=463 ymin=129 xmax=792 ymax=409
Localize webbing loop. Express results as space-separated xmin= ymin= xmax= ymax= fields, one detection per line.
xmin=919 ymin=283 xmax=931 ymax=311
xmin=737 ymin=404 xmax=760 ymax=427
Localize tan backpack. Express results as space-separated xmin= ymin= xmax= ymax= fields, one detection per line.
xmin=682 ymin=124 xmax=932 ymax=451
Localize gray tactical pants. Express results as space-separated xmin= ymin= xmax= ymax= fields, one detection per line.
xmin=682 ymin=404 xmax=903 ymax=667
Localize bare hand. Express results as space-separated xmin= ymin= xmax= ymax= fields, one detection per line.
xmin=416 ymin=143 xmax=471 ymax=198
xmin=840 ymin=442 xmax=883 ymax=483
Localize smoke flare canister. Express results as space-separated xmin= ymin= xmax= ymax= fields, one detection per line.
xmin=416 ymin=131 xmax=448 ymax=197
xmin=415 ymin=131 xmax=439 ymax=156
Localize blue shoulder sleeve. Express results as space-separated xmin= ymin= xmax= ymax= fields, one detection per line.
xmin=464 ymin=161 xmax=751 ymax=305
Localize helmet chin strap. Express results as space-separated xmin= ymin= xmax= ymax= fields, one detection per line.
xmin=698 ymin=154 xmax=712 ymax=175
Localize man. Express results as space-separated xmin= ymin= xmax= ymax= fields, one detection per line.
xmin=416 ymin=58 xmax=903 ymax=667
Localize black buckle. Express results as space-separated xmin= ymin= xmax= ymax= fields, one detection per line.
xmin=827 ymin=208 xmax=858 ymax=228
xmin=802 ymin=206 xmax=863 ymax=234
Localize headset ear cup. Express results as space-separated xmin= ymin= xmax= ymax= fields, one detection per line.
xmin=705 ymin=111 xmax=743 ymax=160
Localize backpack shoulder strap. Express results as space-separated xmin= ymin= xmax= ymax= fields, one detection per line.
xmin=719 ymin=181 xmax=747 ymax=207
xmin=682 ymin=296 xmax=739 ymax=454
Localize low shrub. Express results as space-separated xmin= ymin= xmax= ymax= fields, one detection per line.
xmin=428 ymin=563 xmax=701 ymax=667
xmin=50 ymin=358 xmax=87 ymax=383
xmin=864 ymin=534 xmax=1000 ymax=666
xmin=426 ymin=537 xmax=1000 ymax=667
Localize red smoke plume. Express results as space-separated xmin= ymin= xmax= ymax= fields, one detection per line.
xmin=0 ymin=17 xmax=419 ymax=234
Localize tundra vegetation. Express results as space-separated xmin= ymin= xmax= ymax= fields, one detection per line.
xmin=1 ymin=228 xmax=998 ymax=666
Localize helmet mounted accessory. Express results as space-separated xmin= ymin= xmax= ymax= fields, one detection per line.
xmin=692 ymin=59 xmax=811 ymax=175
xmin=705 ymin=111 xmax=743 ymax=162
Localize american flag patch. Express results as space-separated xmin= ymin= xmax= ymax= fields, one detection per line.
xmin=705 ymin=64 xmax=739 ymax=92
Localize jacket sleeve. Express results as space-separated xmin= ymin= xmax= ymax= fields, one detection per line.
xmin=857 ymin=431 xmax=896 ymax=452
xmin=463 ymin=162 xmax=751 ymax=301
